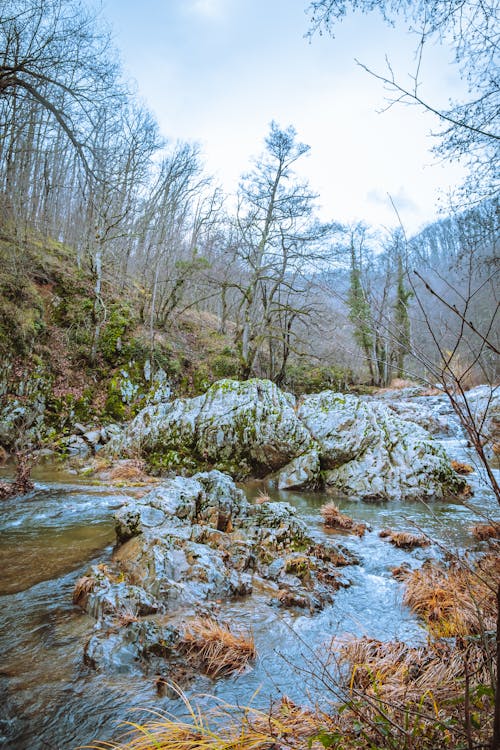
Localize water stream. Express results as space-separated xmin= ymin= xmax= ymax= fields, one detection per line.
xmin=0 ymin=399 xmax=498 ymax=749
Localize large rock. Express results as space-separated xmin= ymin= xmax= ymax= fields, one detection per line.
xmin=113 ymin=379 xmax=313 ymax=478
xmin=298 ymin=391 xmax=465 ymax=501
xmin=109 ymin=379 xmax=464 ymax=500
xmin=77 ymin=471 xmax=354 ymax=674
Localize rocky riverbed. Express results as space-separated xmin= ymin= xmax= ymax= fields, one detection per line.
xmin=0 ymin=383 xmax=498 ymax=749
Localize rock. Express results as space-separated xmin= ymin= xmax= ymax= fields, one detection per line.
xmin=83 ymin=429 xmax=102 ymax=446
xmin=59 ymin=435 xmax=91 ymax=457
xmin=249 ymin=501 xmax=308 ymax=548
xmin=79 ymin=471 xmax=357 ymax=677
xmin=278 ymin=449 xmax=320 ymax=489
xmin=112 ymin=379 xmax=313 ymax=478
xmin=384 ymin=400 xmax=453 ymax=436
xmin=102 ymin=423 xmax=122 ymax=440
xmin=110 ymin=379 xmax=459 ymax=500
xmin=84 ymin=619 xmax=179 ymax=673
xmin=298 ymin=391 xmax=465 ymax=501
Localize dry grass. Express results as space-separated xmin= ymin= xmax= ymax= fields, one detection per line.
xmin=180 ymin=618 xmax=256 ymax=678
xmin=277 ymin=590 xmax=309 ymax=608
xmin=333 ymin=634 xmax=495 ymax=706
xmin=255 ymin=490 xmax=271 ymax=504
xmin=390 ymin=563 xmax=412 ymax=581
xmin=72 ymin=575 xmax=96 ymax=607
xmin=320 ymin=502 xmax=367 ymax=537
xmin=82 ymin=689 xmax=328 ymax=750
xmin=109 ymin=460 xmax=148 ymax=482
xmin=379 ymin=529 xmax=430 ymax=549
xmin=403 ymin=553 xmax=499 ymax=637
xmin=0 ymin=453 xmax=34 ymax=499
xmin=471 ymin=522 xmax=500 ymax=541
xmin=450 ymin=460 xmax=474 ymax=474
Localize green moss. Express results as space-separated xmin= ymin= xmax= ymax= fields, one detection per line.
xmin=145 ymin=448 xmax=201 ymax=476
xmin=104 ymin=392 xmax=126 ymax=421
xmin=284 ymin=555 xmax=311 ymax=578
xmin=99 ymin=303 xmax=134 ymax=364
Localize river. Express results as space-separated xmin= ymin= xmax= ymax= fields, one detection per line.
xmin=0 ymin=400 xmax=498 ymax=749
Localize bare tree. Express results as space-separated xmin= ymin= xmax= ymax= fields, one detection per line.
xmin=232 ymin=122 xmax=335 ymax=379
xmin=0 ymin=0 xmax=120 ymax=177
xmin=307 ymin=0 xmax=500 ymax=202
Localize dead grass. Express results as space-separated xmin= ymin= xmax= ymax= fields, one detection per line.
xmin=255 ymin=490 xmax=271 ymax=504
xmin=82 ymin=689 xmax=329 ymax=750
xmin=0 ymin=453 xmax=34 ymax=499
xmin=390 ymin=563 xmax=412 ymax=581
xmin=108 ymin=460 xmax=149 ymax=482
xmin=451 ymin=460 xmax=474 ymax=474
xmin=72 ymin=575 xmax=96 ymax=607
xmin=403 ymin=553 xmax=499 ymax=636
xmin=180 ymin=618 xmax=256 ymax=678
xmin=471 ymin=522 xmax=500 ymax=541
xmin=277 ymin=590 xmax=309 ymax=608
xmin=333 ymin=634 xmax=494 ymax=706
xmin=379 ymin=530 xmax=430 ymax=549
xmin=320 ymin=502 xmax=367 ymax=537
xmin=308 ymin=543 xmax=355 ymax=567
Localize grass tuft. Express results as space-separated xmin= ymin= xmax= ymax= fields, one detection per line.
xmin=403 ymin=553 xmax=499 ymax=636
xmin=320 ymin=502 xmax=367 ymax=536
xmin=379 ymin=529 xmax=430 ymax=549
xmin=450 ymin=460 xmax=474 ymax=474
xmin=471 ymin=522 xmax=500 ymax=541
xmin=180 ymin=618 xmax=256 ymax=678
xmin=81 ymin=688 xmax=325 ymax=750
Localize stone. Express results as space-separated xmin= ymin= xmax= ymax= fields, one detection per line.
xmin=298 ymin=390 xmax=465 ymax=501
xmin=278 ymin=449 xmax=320 ymax=489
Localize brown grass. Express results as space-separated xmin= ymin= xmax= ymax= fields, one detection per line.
xmin=320 ymin=502 xmax=367 ymax=536
xmin=109 ymin=460 xmax=148 ymax=481
xmin=379 ymin=530 xmax=430 ymax=549
xmin=451 ymin=460 xmax=474 ymax=474
xmin=277 ymin=590 xmax=309 ymax=608
xmin=181 ymin=618 xmax=256 ymax=678
xmin=0 ymin=452 xmax=34 ymax=499
xmin=471 ymin=522 xmax=500 ymax=541
xmin=72 ymin=575 xmax=96 ymax=607
xmin=82 ymin=688 xmax=330 ymax=750
xmin=390 ymin=563 xmax=412 ymax=581
xmin=308 ymin=543 xmax=354 ymax=567
xmin=255 ymin=490 xmax=271 ymax=504
xmin=333 ymin=634 xmax=494 ymax=705
xmin=403 ymin=553 xmax=499 ymax=636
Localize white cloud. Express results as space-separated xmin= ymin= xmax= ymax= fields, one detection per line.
xmin=189 ymin=0 xmax=227 ymax=19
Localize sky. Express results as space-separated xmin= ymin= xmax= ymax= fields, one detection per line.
xmin=99 ymin=0 xmax=467 ymax=235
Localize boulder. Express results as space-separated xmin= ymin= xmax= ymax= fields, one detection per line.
xmin=109 ymin=379 xmax=464 ymax=501
xmin=297 ymin=391 xmax=465 ymax=501
xmin=77 ymin=471 xmax=356 ymax=676
xmin=112 ymin=379 xmax=313 ymax=478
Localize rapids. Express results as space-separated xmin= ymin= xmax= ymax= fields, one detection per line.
xmin=0 ymin=394 xmax=498 ymax=749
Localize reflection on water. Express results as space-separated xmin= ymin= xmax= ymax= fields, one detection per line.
xmin=0 ymin=436 xmax=498 ymax=750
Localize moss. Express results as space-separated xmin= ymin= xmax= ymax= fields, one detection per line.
xmin=284 ymin=555 xmax=311 ymax=578
xmin=99 ymin=303 xmax=134 ymax=365
xmin=145 ymin=448 xmax=201 ymax=476
xmin=104 ymin=392 xmax=127 ymax=421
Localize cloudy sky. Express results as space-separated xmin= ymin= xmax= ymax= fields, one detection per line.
xmin=101 ymin=0 xmax=467 ymax=234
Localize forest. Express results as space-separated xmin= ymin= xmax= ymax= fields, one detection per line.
xmin=0 ymin=1 xmax=499 ymax=750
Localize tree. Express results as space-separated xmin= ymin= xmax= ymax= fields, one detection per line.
xmin=307 ymin=0 xmax=500 ymax=201
xmin=0 ymin=0 xmax=119 ymax=177
xmin=232 ymin=122 xmax=334 ymax=379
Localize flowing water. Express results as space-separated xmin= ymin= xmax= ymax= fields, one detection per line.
xmin=0 ymin=399 xmax=498 ymax=750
